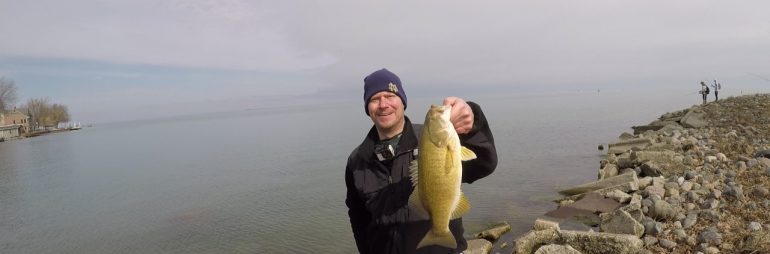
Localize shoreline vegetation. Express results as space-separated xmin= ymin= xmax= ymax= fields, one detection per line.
xmin=468 ymin=93 xmax=770 ymax=254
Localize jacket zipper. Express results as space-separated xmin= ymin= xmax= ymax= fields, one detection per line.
xmin=386 ymin=149 xmax=415 ymax=185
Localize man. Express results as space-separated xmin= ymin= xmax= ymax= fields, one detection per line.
xmin=345 ymin=68 xmax=498 ymax=254
xmin=700 ymin=81 xmax=709 ymax=104
xmin=712 ymin=79 xmax=720 ymax=101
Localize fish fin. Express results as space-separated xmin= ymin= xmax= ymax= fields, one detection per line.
xmin=409 ymin=160 xmax=419 ymax=187
xmin=416 ymin=229 xmax=457 ymax=250
xmin=460 ymin=146 xmax=477 ymax=161
xmin=450 ymin=193 xmax=471 ymax=219
xmin=407 ymin=188 xmax=430 ymax=221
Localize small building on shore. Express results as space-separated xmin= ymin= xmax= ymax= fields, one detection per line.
xmin=0 ymin=124 xmax=23 ymax=140
xmin=0 ymin=110 xmax=31 ymax=139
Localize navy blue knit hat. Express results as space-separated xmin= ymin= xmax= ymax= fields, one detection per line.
xmin=363 ymin=68 xmax=407 ymax=115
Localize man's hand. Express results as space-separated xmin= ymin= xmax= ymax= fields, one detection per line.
xmin=443 ymin=97 xmax=474 ymax=134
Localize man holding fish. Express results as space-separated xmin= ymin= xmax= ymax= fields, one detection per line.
xmin=345 ymin=68 xmax=498 ymax=254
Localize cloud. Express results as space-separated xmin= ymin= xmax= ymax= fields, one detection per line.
xmin=1 ymin=0 xmax=769 ymax=123
xmin=2 ymin=0 xmax=769 ymax=87
xmin=0 ymin=0 xmax=335 ymax=71
xmin=279 ymin=1 xmax=770 ymax=88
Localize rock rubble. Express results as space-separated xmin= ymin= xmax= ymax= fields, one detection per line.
xmin=469 ymin=94 xmax=770 ymax=253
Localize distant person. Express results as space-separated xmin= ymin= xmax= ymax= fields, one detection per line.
xmin=712 ymin=79 xmax=721 ymax=101
xmin=700 ymin=81 xmax=709 ymax=104
xmin=345 ymin=68 xmax=498 ymax=254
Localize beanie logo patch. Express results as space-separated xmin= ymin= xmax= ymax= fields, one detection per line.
xmin=388 ymin=82 xmax=398 ymax=93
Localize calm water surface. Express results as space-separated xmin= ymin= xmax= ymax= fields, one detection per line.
xmin=0 ymin=90 xmax=706 ymax=253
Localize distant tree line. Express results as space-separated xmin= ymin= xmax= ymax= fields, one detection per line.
xmin=0 ymin=76 xmax=71 ymax=130
xmin=20 ymin=98 xmax=71 ymax=129
xmin=0 ymin=76 xmax=17 ymax=112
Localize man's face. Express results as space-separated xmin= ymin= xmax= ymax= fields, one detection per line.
xmin=367 ymin=91 xmax=405 ymax=134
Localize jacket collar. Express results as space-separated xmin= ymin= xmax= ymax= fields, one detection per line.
xmin=358 ymin=116 xmax=418 ymax=162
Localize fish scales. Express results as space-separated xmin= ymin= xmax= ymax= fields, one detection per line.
xmin=408 ymin=104 xmax=476 ymax=250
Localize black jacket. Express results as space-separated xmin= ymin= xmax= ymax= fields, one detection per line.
xmin=345 ymin=102 xmax=497 ymax=254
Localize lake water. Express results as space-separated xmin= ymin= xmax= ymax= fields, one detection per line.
xmin=0 ymin=89 xmax=719 ymax=253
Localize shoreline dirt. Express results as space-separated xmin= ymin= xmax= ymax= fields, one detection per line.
xmin=469 ymin=93 xmax=770 ymax=254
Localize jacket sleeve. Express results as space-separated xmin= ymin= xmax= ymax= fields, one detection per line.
xmin=345 ymin=157 xmax=370 ymax=253
xmin=459 ymin=101 xmax=498 ymax=183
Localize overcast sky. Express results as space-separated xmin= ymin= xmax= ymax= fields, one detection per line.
xmin=1 ymin=0 xmax=769 ymax=123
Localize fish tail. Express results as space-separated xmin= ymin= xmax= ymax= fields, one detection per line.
xmin=416 ymin=229 xmax=457 ymax=250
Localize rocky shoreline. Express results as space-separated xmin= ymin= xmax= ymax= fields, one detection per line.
xmin=468 ymin=93 xmax=770 ymax=254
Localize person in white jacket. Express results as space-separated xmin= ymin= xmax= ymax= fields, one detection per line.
xmin=712 ymin=79 xmax=721 ymax=101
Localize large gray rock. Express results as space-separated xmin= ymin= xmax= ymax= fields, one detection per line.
xmin=605 ymin=189 xmax=632 ymax=203
xmin=600 ymin=209 xmax=644 ymax=237
xmin=534 ymin=244 xmax=582 ymax=254
xmin=644 ymin=185 xmax=665 ymax=198
xmin=680 ymin=109 xmax=708 ymax=128
xmin=618 ymin=132 xmax=636 ymax=140
xmin=512 ymin=229 xmax=644 ymax=254
xmin=475 ymin=222 xmax=511 ymax=242
xmin=561 ymin=192 xmax=622 ymax=213
xmin=559 ymin=230 xmax=644 ymax=254
xmin=559 ymin=172 xmax=638 ymax=196
xmin=512 ymin=228 xmax=560 ymax=254
xmin=626 ymin=209 xmax=644 ymax=223
xmin=547 ymin=193 xmax=620 ymax=227
xmin=616 ymin=156 xmax=637 ymax=170
xmin=464 ymin=239 xmax=492 ymax=254
xmin=640 ymin=162 xmax=663 ymax=177
xmin=544 ymin=206 xmax=601 ymax=227
xmin=598 ymin=163 xmax=619 ymax=180
xmin=533 ymin=218 xmax=561 ymax=231
xmin=650 ymin=118 xmax=682 ymax=127
xmin=638 ymin=177 xmax=653 ymax=189
xmin=648 ymin=199 xmax=676 ymax=221
xmin=631 ymin=124 xmax=668 ymax=135
xmin=608 ymin=138 xmax=652 ymax=155
xmin=656 ymin=123 xmax=685 ymax=134
xmin=628 ymin=194 xmax=643 ymax=210
xmin=631 ymin=150 xmax=678 ymax=164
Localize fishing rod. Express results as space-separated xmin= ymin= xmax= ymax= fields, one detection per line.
xmin=680 ymin=78 xmax=712 ymax=97
xmin=684 ymin=82 xmax=707 ymax=96
xmin=747 ymin=72 xmax=770 ymax=83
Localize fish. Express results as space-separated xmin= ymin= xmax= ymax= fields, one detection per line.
xmin=408 ymin=104 xmax=477 ymax=250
